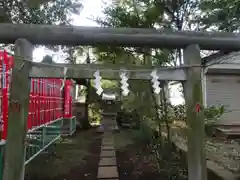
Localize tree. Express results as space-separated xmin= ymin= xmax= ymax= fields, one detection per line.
xmin=199 ymin=0 xmax=240 ymax=32
xmin=0 ymin=0 xmax=83 ymax=61
xmin=82 ymin=52 xmax=91 ymax=129
xmin=95 ymin=0 xmax=172 ymax=65
xmin=0 ymin=0 xmax=82 ymax=24
xmin=156 ymin=0 xmax=200 ymax=65
xmin=92 ymin=0 xmax=169 ymax=130
xmin=93 ymin=0 xmax=200 ymax=109
xmin=74 ymin=46 xmax=98 ymax=128
xmin=92 ymin=0 xmax=205 ymax=151
xmin=41 ymin=55 xmax=55 ymax=64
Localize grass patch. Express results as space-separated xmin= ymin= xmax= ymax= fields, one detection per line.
xmin=25 ymin=130 xmax=95 ymax=179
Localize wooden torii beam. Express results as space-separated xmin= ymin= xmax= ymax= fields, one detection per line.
xmin=0 ymin=23 xmax=240 ymax=50
xmin=29 ymin=62 xmax=187 ymax=81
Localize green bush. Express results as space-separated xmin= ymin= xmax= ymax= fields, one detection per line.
xmin=132 ymin=117 xmax=157 ymax=145
xmin=169 ymin=104 xmax=227 ymax=125
xmin=204 ymin=104 xmax=227 ymax=125
xmin=116 ymin=109 xmax=140 ymax=128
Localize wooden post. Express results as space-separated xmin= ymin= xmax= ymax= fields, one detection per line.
xmin=183 ymin=44 xmax=207 ymax=180
xmin=160 ymin=81 xmax=170 ymax=141
xmin=152 ymin=89 xmax=163 ymax=145
xmin=3 ymin=39 xmax=33 ymax=180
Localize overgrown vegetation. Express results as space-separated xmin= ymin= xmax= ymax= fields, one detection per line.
xmin=114 ymin=102 xmax=227 ymax=179
xmin=115 ymin=125 xmax=188 ymax=179
xmin=89 ymin=0 xmax=231 ymax=137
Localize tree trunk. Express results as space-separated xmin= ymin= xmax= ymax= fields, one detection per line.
xmin=81 ymin=53 xmax=91 ymax=129
xmin=161 ymin=81 xmax=170 ymax=142
xmin=81 ymin=80 xmax=91 ymax=129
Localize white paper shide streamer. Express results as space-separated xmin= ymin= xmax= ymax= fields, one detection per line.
xmin=93 ymin=70 xmax=103 ymax=95
xmin=150 ymin=69 xmax=161 ymax=94
xmin=120 ymin=71 xmax=129 ymax=96
xmin=60 ymin=67 xmax=68 ymax=91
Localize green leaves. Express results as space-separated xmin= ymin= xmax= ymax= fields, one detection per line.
xmin=199 ymin=0 xmax=240 ymax=32
xmin=90 ymin=0 xmax=236 ymax=125
xmin=171 ymin=104 xmax=228 ymax=126
xmin=93 ymin=0 xmax=178 ymax=119
xmin=204 ymin=104 xmax=228 ymax=125
xmin=41 ymin=55 xmax=55 ymax=64
xmin=0 ymin=0 xmax=82 ymax=24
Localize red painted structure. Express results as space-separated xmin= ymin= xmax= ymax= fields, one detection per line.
xmin=0 ymin=50 xmax=74 ymax=140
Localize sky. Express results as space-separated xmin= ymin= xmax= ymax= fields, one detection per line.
xmin=33 ymin=0 xmax=184 ymax=105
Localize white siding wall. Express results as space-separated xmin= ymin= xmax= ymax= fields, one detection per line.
xmin=206 ymin=74 xmax=240 ymax=125
xmin=202 ymin=69 xmax=207 ymax=107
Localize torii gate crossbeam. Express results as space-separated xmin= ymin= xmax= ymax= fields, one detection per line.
xmin=0 ymin=23 xmax=239 ymax=50
xmin=29 ymin=62 xmax=187 ymax=81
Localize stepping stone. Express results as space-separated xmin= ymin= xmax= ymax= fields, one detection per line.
xmin=102 ymin=136 xmax=112 ymax=139
xmin=100 ymin=150 xmax=115 ymax=157
xmin=103 ymin=132 xmax=112 ymax=136
xmin=103 ymin=136 xmax=113 ymax=138
xmin=103 ymin=134 xmax=113 ymax=137
xmin=97 ymin=166 xmax=118 ymax=179
xmin=99 ymin=157 xmax=117 ymax=166
xmin=102 ymin=138 xmax=113 ymax=142
xmin=101 ymin=145 xmax=115 ymax=150
xmin=102 ymin=141 xmax=114 ymax=146
xmin=102 ymin=140 xmax=113 ymax=143
xmin=102 ymin=136 xmax=114 ymax=140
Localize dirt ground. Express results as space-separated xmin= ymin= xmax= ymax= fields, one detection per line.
xmin=117 ymin=144 xmax=163 ymax=180
xmin=117 ymin=143 xmax=223 ymax=180
xmin=25 ymin=128 xmax=101 ymax=180
xmin=24 ymin=127 xmax=223 ymax=180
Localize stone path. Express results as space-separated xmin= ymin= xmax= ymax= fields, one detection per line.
xmin=97 ymin=132 xmax=119 ymax=180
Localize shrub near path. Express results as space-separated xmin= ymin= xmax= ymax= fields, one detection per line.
xmin=115 ymin=129 xmax=164 ymax=180
xmin=115 ymin=129 xmax=224 ymax=180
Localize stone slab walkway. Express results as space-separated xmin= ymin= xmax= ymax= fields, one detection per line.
xmin=97 ymin=131 xmax=119 ymax=179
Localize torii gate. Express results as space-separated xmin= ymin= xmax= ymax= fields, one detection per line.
xmin=1 ymin=23 xmax=240 ymax=180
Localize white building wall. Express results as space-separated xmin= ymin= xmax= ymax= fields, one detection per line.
xmin=203 ymin=51 xmax=240 ymax=125
xmin=205 ymin=74 xmax=240 ymax=125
